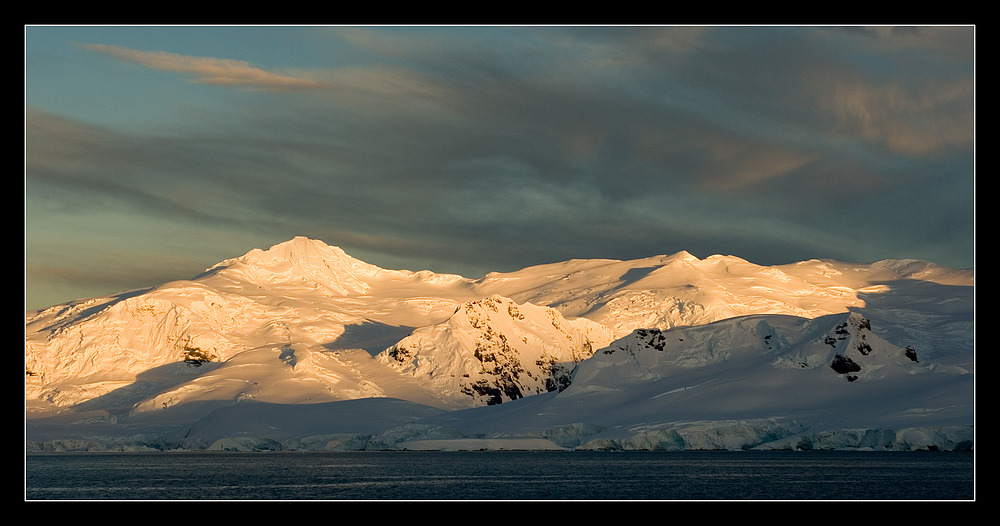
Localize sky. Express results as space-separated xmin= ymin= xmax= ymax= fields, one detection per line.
xmin=24 ymin=25 xmax=975 ymax=311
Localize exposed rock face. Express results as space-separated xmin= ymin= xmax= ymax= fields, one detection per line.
xmin=24 ymin=238 xmax=974 ymax=453
xmin=830 ymin=354 xmax=862 ymax=374
xmin=378 ymin=295 xmax=613 ymax=406
xmin=764 ymin=312 xmax=926 ymax=382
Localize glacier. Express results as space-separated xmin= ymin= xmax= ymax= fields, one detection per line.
xmin=25 ymin=237 xmax=974 ymax=452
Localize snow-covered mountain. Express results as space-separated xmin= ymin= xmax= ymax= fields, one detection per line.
xmin=25 ymin=237 xmax=974 ymax=451
xmin=378 ymin=295 xmax=614 ymax=406
xmin=379 ymin=311 xmax=973 ymax=452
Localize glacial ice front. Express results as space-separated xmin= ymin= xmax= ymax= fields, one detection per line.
xmin=26 ymin=237 xmax=974 ymax=451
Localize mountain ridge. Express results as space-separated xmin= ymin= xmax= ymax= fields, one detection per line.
xmin=25 ymin=237 xmax=974 ymax=451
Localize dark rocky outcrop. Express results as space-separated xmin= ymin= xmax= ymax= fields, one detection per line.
xmin=830 ymin=354 xmax=862 ymax=374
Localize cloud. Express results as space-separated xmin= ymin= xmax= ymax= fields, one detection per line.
xmin=819 ymin=77 xmax=975 ymax=156
xmin=79 ymin=43 xmax=326 ymax=92
xmin=25 ymin=27 xmax=975 ymax=311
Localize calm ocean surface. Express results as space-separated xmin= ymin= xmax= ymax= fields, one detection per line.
xmin=25 ymin=450 xmax=974 ymax=501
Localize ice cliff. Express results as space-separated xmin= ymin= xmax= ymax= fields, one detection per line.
xmin=25 ymin=237 xmax=974 ymax=451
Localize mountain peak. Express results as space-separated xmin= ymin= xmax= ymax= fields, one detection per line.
xmin=245 ymin=236 xmax=363 ymax=264
xmin=26 ymin=241 xmax=974 ymax=452
xmin=662 ymin=250 xmax=699 ymax=263
xmin=377 ymin=294 xmax=614 ymax=406
xmin=202 ymin=237 xmax=385 ymax=295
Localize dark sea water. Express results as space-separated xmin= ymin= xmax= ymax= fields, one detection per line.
xmin=25 ymin=450 xmax=974 ymax=501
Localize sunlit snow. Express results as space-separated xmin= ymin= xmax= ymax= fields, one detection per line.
xmin=26 ymin=237 xmax=974 ymax=451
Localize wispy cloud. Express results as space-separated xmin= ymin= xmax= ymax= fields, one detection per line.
xmin=24 ymin=27 xmax=975 ymax=309
xmin=820 ymin=77 xmax=975 ymax=156
xmin=79 ymin=43 xmax=326 ymax=92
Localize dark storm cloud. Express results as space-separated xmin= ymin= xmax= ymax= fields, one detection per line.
xmin=26 ymin=107 xmax=309 ymax=228
xmin=27 ymin=26 xmax=975 ymax=305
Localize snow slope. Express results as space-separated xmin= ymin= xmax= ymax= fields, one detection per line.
xmin=26 ymin=237 xmax=478 ymax=414
xmin=474 ymin=251 xmax=866 ymax=335
xmin=378 ymin=312 xmax=973 ymax=451
xmin=25 ymin=237 xmax=974 ymax=451
xmin=378 ymin=295 xmax=614 ymax=406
